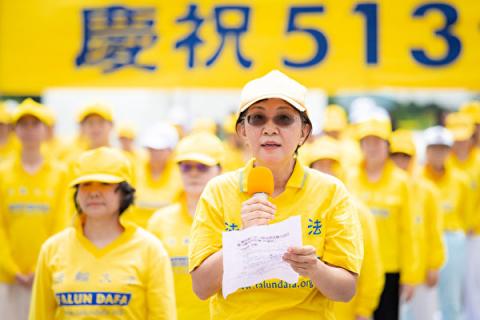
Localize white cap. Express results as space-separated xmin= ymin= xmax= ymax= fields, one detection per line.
xmin=349 ymin=97 xmax=379 ymax=124
xmin=424 ymin=126 xmax=453 ymax=147
xmin=141 ymin=123 xmax=179 ymax=150
xmin=239 ymin=70 xmax=308 ymax=115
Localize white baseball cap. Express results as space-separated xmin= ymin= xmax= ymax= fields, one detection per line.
xmin=141 ymin=123 xmax=179 ymax=150
xmin=238 ymin=70 xmax=308 ymax=115
xmin=424 ymin=126 xmax=453 ymax=147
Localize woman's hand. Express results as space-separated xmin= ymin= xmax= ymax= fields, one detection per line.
xmin=240 ymin=196 xmax=276 ymax=229
xmin=15 ymin=272 xmax=34 ymax=288
xmin=283 ymin=246 xmax=358 ymax=302
xmin=425 ymin=269 xmax=439 ymax=287
xmin=282 ymin=246 xmax=320 ymax=278
xmin=400 ymin=284 xmax=415 ymax=302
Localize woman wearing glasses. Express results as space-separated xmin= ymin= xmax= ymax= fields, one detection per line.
xmin=29 ymin=147 xmax=176 ymax=320
xmin=148 ymin=132 xmax=225 ymax=320
xmin=189 ymin=70 xmax=364 ymax=319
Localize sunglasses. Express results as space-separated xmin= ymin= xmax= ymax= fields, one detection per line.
xmin=246 ymin=112 xmax=297 ymax=127
xmin=178 ymin=162 xmax=211 ymax=173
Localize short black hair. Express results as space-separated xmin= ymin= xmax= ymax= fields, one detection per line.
xmin=73 ymin=181 xmax=135 ymax=215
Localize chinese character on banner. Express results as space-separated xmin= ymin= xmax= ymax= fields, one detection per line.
xmin=175 ymin=4 xmax=252 ymax=69
xmin=307 ymin=218 xmax=322 ymax=235
xmin=76 ymin=6 xmax=158 ymax=73
xmin=225 ymin=222 xmax=240 ymax=232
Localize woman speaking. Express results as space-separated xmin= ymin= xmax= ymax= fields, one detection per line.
xmin=189 ymin=70 xmax=364 ymax=319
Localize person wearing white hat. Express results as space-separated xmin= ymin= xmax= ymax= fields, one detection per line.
xmin=189 ymin=70 xmax=363 ymax=319
xmin=123 ymin=123 xmax=182 ymax=228
xmin=420 ymin=126 xmax=473 ymax=320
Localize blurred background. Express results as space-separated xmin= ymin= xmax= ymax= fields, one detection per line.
xmin=1 ymin=0 xmax=478 ymax=139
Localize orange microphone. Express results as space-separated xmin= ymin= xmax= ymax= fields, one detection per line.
xmin=247 ymin=166 xmax=274 ymax=200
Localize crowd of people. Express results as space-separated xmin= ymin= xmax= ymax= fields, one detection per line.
xmin=0 ymin=70 xmax=478 ymax=320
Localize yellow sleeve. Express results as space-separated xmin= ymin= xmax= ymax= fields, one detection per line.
xmin=188 ymin=184 xmax=225 ymax=272
xmin=146 ymin=238 xmax=176 ymax=320
xmin=29 ymin=244 xmax=56 ymax=320
xmin=0 ymin=187 xmax=21 ymax=277
xmin=463 ymin=173 xmax=479 ymax=233
xmin=322 ymin=185 xmax=363 ymax=274
xmin=354 ymin=204 xmax=384 ymax=318
xmin=424 ymin=183 xmax=445 ymax=270
xmin=146 ymin=209 xmax=167 ymax=241
xmin=458 ymin=174 xmax=474 ymax=232
xmin=399 ymin=181 xmax=419 ymax=285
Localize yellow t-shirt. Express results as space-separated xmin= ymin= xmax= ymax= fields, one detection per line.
xmin=410 ymin=177 xmax=445 ymax=283
xmin=29 ymin=217 xmax=176 ymax=320
xmin=448 ymin=149 xmax=480 ymax=234
xmin=347 ymin=160 xmax=418 ymax=284
xmin=42 ymin=136 xmax=74 ymax=163
xmin=0 ymin=134 xmax=19 ymax=162
xmin=0 ymin=156 xmax=69 ymax=282
xmin=421 ymin=165 xmax=473 ymax=232
xmin=334 ymin=201 xmax=384 ymax=319
xmin=189 ymin=159 xmax=363 ymax=320
xmin=124 ymin=159 xmax=182 ymax=228
xmin=148 ymin=195 xmax=209 ymax=320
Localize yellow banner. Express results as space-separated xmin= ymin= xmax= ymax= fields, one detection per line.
xmin=0 ymin=0 xmax=479 ymax=95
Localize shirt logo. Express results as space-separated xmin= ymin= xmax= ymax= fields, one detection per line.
xmin=100 ymin=273 xmax=112 ymax=283
xmin=56 ymin=292 xmax=131 ymax=306
xmin=370 ymin=207 xmax=390 ymax=217
xmin=307 ymin=219 xmax=322 ymax=235
xmin=166 ymin=237 xmax=176 ymax=246
xmin=225 ymin=222 xmax=240 ymax=232
xmin=53 ymin=272 xmax=65 ymax=284
xmin=124 ymin=276 xmax=138 ymax=285
xmin=75 ymin=272 xmax=90 ymax=282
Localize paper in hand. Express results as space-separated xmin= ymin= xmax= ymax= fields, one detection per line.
xmin=222 ymin=215 xmax=302 ymax=298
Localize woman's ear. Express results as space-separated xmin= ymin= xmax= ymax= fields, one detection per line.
xmin=299 ymin=123 xmax=312 ymax=146
xmin=236 ymin=122 xmax=247 ymax=139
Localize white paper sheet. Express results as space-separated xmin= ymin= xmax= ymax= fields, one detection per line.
xmin=222 ymin=215 xmax=302 ymax=298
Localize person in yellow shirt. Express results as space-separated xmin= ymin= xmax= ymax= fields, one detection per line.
xmin=420 ymin=126 xmax=473 ymax=320
xmin=62 ymin=103 xmax=115 ymax=165
xmin=148 ymin=132 xmax=225 ymax=320
xmin=189 ymin=70 xmax=363 ymax=320
xmin=77 ymin=103 xmax=114 ymax=150
xmin=389 ymin=129 xmax=445 ymax=320
xmin=445 ymin=113 xmax=480 ymax=229
xmin=443 ymin=113 xmax=480 ymax=320
xmin=0 ymin=99 xmax=69 ymax=320
xmin=124 ymin=122 xmax=182 ymax=228
xmin=29 ymin=147 xmax=176 ymax=320
xmin=0 ymin=102 xmax=19 ymax=162
xmin=459 ymin=101 xmax=480 ymax=320
xmin=347 ymin=117 xmax=418 ymax=320
xmin=303 ymin=136 xmax=384 ymax=320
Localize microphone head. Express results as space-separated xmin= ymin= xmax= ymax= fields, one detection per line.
xmin=247 ymin=166 xmax=274 ymax=196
